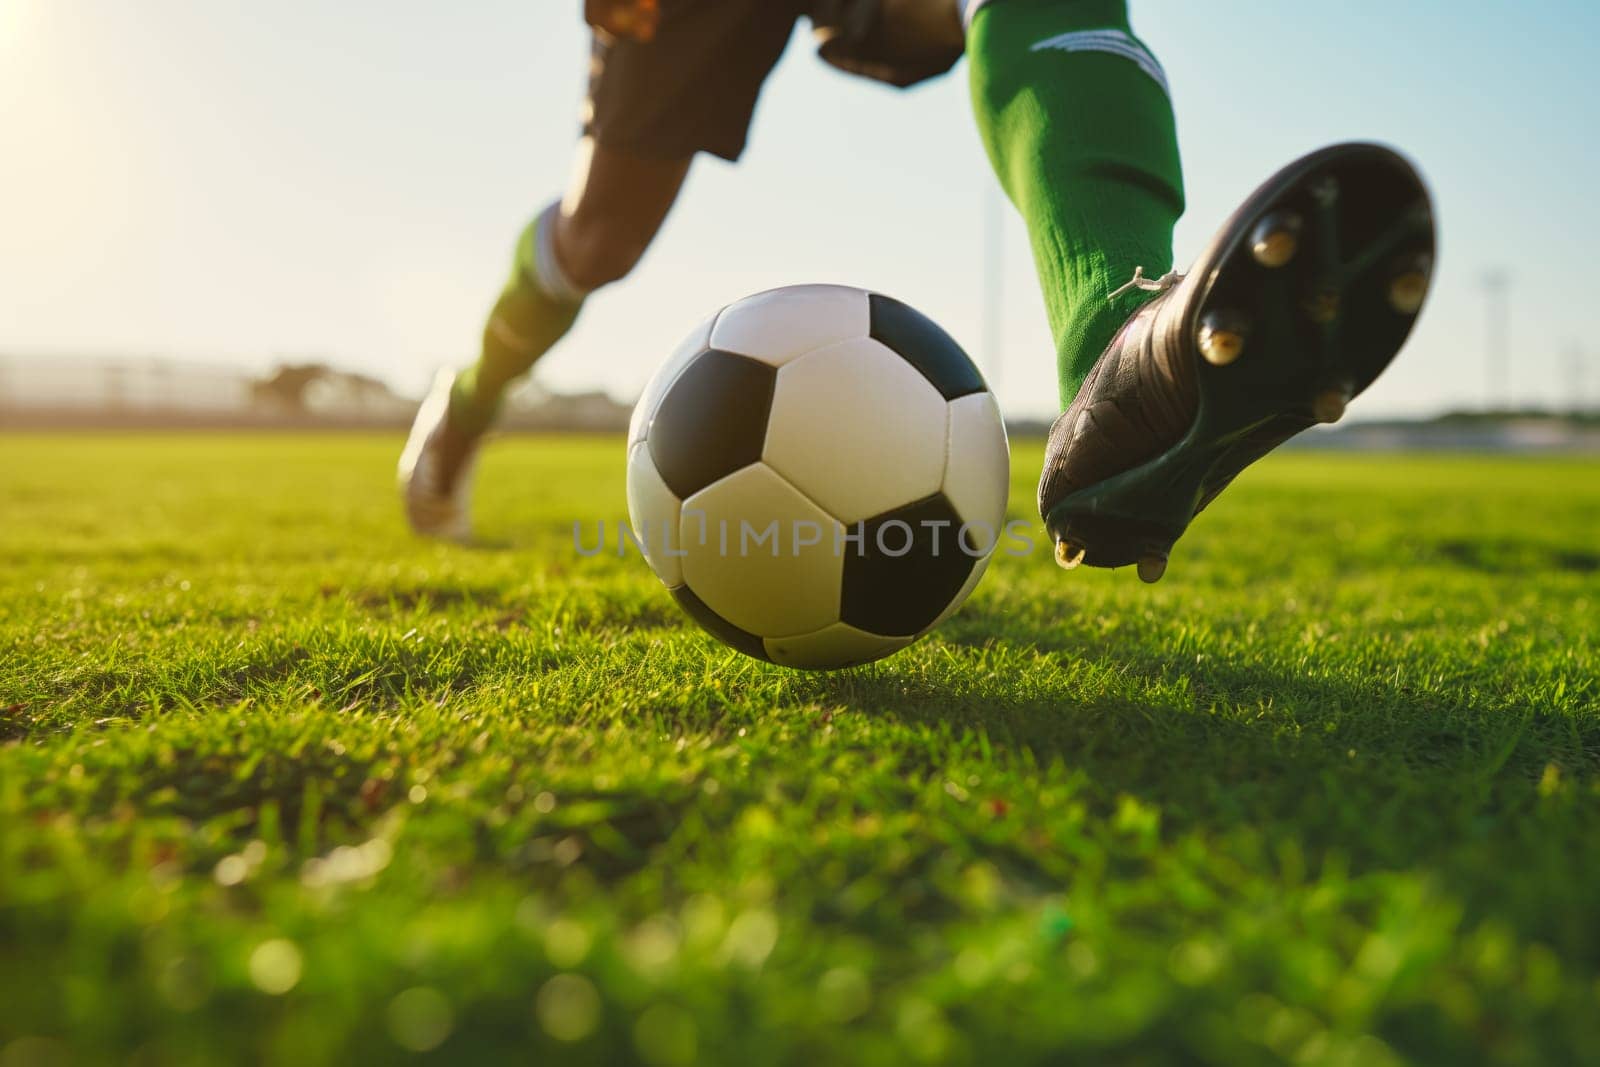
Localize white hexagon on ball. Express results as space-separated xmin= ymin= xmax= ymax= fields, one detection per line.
xmin=764 ymin=621 xmax=913 ymax=670
xmin=941 ymin=391 xmax=1010 ymax=549
xmin=678 ymin=463 xmax=845 ymax=638
xmin=708 ymin=284 xmax=870 ymax=368
xmin=625 ymin=441 xmax=684 ymax=589
xmin=762 ymin=336 xmax=948 ymax=525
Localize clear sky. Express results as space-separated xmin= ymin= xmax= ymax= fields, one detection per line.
xmin=2 ymin=1 xmax=1597 ymax=419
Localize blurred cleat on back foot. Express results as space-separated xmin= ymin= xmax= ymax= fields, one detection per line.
xmin=1039 ymin=142 xmax=1435 ymax=577
xmin=398 ymin=369 xmax=481 ymax=544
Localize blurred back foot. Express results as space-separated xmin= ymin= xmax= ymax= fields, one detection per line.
xmin=398 ymin=369 xmax=481 ymax=543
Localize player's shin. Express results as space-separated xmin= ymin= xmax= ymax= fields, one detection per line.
xmin=965 ymin=0 xmax=1183 ymax=406
xmin=449 ymin=202 xmax=586 ymax=436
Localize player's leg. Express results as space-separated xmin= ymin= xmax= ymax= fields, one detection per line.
xmin=400 ymin=1 xmax=803 ymax=541
xmin=452 ymin=0 xmax=804 ymax=438
xmin=966 ymin=0 xmax=1433 ymax=578
xmin=967 ymin=0 xmax=1183 ymax=406
xmin=448 ymin=140 xmax=691 ymax=439
xmin=397 ymin=141 xmax=687 ymax=542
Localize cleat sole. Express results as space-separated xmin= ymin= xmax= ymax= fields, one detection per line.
xmin=1043 ymin=143 xmax=1434 ymax=569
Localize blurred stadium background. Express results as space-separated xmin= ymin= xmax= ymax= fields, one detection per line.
xmin=4 ymin=1 xmax=1599 ymax=445
xmin=4 ymin=354 xmax=1596 ymax=450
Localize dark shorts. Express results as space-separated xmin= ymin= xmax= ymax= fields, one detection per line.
xmin=583 ymin=0 xmax=810 ymax=162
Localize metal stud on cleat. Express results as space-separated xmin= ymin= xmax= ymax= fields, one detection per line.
xmin=1312 ymin=382 xmax=1352 ymax=424
xmin=1137 ymin=555 xmax=1168 ymax=584
xmin=1249 ymin=211 xmax=1303 ymax=268
xmin=1197 ymin=310 xmax=1247 ymax=366
xmin=1055 ymin=540 xmax=1087 ymax=570
xmin=1387 ymin=253 xmax=1432 ymax=314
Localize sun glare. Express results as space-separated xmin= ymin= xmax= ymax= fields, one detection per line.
xmin=0 ymin=0 xmax=33 ymax=57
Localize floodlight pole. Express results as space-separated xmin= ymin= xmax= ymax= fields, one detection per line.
xmin=1566 ymin=343 xmax=1586 ymax=417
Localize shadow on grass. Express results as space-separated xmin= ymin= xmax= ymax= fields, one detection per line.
xmin=1431 ymin=538 xmax=1600 ymax=575
xmin=798 ymin=605 xmax=1600 ymax=950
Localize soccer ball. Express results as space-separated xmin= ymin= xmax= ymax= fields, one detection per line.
xmin=626 ymin=284 xmax=1010 ymax=669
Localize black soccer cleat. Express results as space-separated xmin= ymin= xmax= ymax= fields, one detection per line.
xmin=1038 ymin=142 xmax=1434 ymax=580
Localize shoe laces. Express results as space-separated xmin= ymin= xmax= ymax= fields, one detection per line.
xmin=1108 ymin=266 xmax=1186 ymax=302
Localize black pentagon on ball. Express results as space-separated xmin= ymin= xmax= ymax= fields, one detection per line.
xmin=841 ymin=493 xmax=978 ymax=638
xmin=648 ymin=349 xmax=777 ymax=498
xmin=671 ymin=585 xmax=771 ymax=662
xmin=869 ymin=293 xmax=987 ymax=400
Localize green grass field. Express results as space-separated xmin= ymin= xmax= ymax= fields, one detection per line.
xmin=2 ymin=433 xmax=1597 ymax=1065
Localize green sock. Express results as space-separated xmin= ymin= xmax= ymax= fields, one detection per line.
xmin=449 ymin=206 xmax=584 ymax=436
xmin=967 ymin=0 xmax=1184 ymax=407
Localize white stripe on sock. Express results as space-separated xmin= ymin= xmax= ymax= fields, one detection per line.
xmin=532 ymin=201 xmax=587 ymax=304
xmin=1029 ymin=28 xmax=1170 ymax=98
